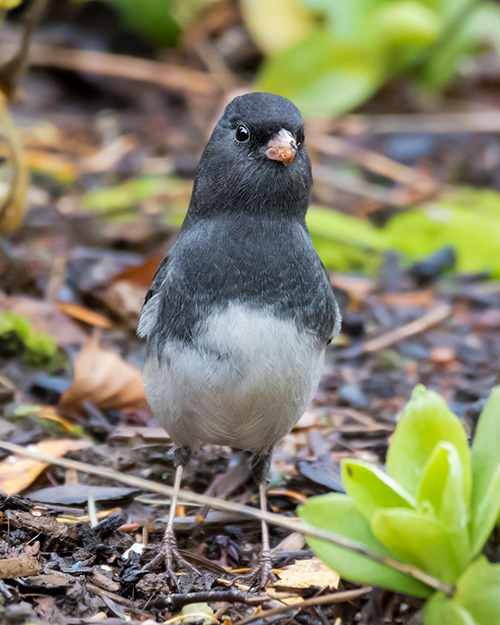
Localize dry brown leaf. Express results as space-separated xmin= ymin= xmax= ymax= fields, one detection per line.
xmin=274 ymin=557 xmax=339 ymax=592
xmin=382 ymin=289 xmax=434 ymax=308
xmin=56 ymin=301 xmax=112 ymax=329
xmin=97 ymin=280 xmax=145 ymax=327
xmin=0 ymin=439 xmax=91 ymax=496
xmin=111 ymin=251 xmax=165 ymax=287
xmin=330 ymin=273 xmax=374 ymax=307
xmin=59 ymin=340 xmax=146 ymax=413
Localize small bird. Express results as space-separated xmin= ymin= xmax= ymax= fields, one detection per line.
xmin=138 ymin=92 xmax=341 ymax=589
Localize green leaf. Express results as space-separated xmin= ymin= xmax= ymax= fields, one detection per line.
xmin=0 ymin=0 xmax=23 ymax=8
xmin=417 ymin=441 xmax=470 ymax=570
xmin=300 ymin=0 xmax=386 ymax=42
xmin=342 ymin=459 xmax=415 ymax=521
xmin=240 ymin=0 xmax=316 ymax=54
xmin=424 ymin=593 xmax=476 ymax=625
xmin=426 ymin=557 xmax=500 ymax=624
xmin=372 ymin=508 xmax=462 ymax=584
xmin=386 ymin=385 xmax=471 ymax=502
xmin=257 ymin=29 xmax=384 ymax=116
xmin=471 ymin=387 xmax=500 ymax=518
xmin=453 ymin=557 xmax=500 ymax=624
xmin=92 ymin=0 xmax=180 ymax=47
xmin=298 ymin=494 xmax=432 ymax=598
xmin=470 ymin=387 xmax=500 ymax=554
xmin=377 ymin=1 xmax=440 ymax=48
xmin=470 ymin=463 xmax=500 ymax=558
xmin=385 ymin=195 xmax=500 ymax=278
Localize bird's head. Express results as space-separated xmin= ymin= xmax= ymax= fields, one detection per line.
xmin=188 ymin=93 xmax=312 ymax=221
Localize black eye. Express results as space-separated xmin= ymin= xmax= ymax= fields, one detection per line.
xmin=235 ymin=124 xmax=250 ymax=142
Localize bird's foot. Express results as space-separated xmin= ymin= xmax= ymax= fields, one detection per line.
xmin=240 ymin=549 xmax=278 ymax=592
xmin=145 ymin=527 xmax=198 ymax=589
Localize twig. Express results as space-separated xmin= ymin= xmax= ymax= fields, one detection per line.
xmin=165 ymin=612 xmax=220 ymax=625
xmin=362 ymin=304 xmax=451 ymax=353
xmin=0 ymin=43 xmax=219 ymax=95
xmin=312 ymin=164 xmax=401 ymax=206
xmin=0 ymin=440 xmax=453 ymax=596
xmin=233 ymin=587 xmax=372 ymax=625
xmin=308 ymin=135 xmax=432 ymax=189
xmin=0 ymin=0 xmax=48 ymax=98
xmin=341 ymin=111 xmax=500 ymax=136
xmin=156 ymin=588 xmax=269 ymax=612
xmin=0 ymin=93 xmax=28 ymax=231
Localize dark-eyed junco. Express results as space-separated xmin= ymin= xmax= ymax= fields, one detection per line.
xmin=138 ymin=92 xmax=341 ymax=588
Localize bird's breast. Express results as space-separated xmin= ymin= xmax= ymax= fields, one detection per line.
xmin=143 ymin=303 xmax=325 ymax=452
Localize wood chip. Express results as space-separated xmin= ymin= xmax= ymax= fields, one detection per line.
xmin=0 ymin=556 xmax=41 ymax=579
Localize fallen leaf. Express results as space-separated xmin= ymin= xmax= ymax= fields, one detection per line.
xmin=97 ymin=279 xmax=146 ymax=327
xmin=28 ymin=484 xmax=139 ymax=505
xmin=330 ymin=274 xmax=374 ymax=306
xmin=274 ymin=557 xmax=339 ymax=592
xmin=59 ymin=339 xmax=146 ymax=413
xmin=0 ymin=439 xmax=90 ymax=495
xmin=431 ymin=346 xmax=456 ymax=364
xmin=382 ymin=290 xmax=434 ymax=308
xmin=179 ymin=603 xmax=215 ymax=625
xmin=36 ymin=406 xmax=78 ymax=433
xmin=111 ymin=251 xmax=165 ymax=287
xmin=57 ymin=301 xmax=112 ymax=328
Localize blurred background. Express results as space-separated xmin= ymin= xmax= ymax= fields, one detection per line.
xmin=1 ymin=2 xmax=500 ymax=622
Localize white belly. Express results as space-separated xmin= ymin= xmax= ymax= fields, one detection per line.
xmin=143 ymin=304 xmax=324 ymax=452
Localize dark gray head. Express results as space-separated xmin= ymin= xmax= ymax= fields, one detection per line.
xmin=184 ymin=93 xmax=312 ymax=224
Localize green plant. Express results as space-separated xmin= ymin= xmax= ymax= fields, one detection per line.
xmin=0 ymin=312 xmax=58 ymax=367
xmin=299 ymin=385 xmax=500 ymax=623
xmin=305 ymin=188 xmax=500 ymax=276
xmin=241 ymin=0 xmax=500 ymax=115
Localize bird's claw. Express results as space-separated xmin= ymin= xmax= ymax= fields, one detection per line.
xmin=144 ymin=527 xmax=198 ymax=589
xmin=236 ymin=549 xmax=277 ymax=592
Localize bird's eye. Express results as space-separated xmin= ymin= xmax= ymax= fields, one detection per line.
xmin=235 ymin=124 xmax=250 ymax=142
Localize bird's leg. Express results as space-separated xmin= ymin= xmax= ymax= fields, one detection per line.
xmin=245 ymin=451 xmax=277 ymax=590
xmin=145 ymin=446 xmax=197 ymax=587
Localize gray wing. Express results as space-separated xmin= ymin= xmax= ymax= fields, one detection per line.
xmin=137 ymin=253 xmax=170 ymax=339
xmin=321 ymin=263 xmax=342 ymax=345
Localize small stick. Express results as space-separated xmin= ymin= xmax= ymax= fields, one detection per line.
xmin=342 ymin=111 xmax=500 ymax=136
xmin=234 ymin=587 xmax=372 ymax=625
xmin=156 ymin=588 xmax=271 ymax=611
xmin=362 ymin=304 xmax=451 ymax=353
xmin=308 ymin=134 xmax=433 ymax=189
xmin=0 ymin=43 xmax=219 ymax=95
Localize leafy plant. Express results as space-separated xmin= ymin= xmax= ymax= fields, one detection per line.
xmin=241 ymin=0 xmax=500 ymax=115
xmin=0 ymin=312 xmax=58 ymax=367
xmin=299 ymin=385 xmax=500 ymax=623
xmin=306 ymin=188 xmax=500 ymax=277
xmin=78 ymin=0 xmax=208 ymax=48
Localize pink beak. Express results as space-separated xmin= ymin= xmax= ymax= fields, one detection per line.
xmin=264 ymin=128 xmax=297 ymax=165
